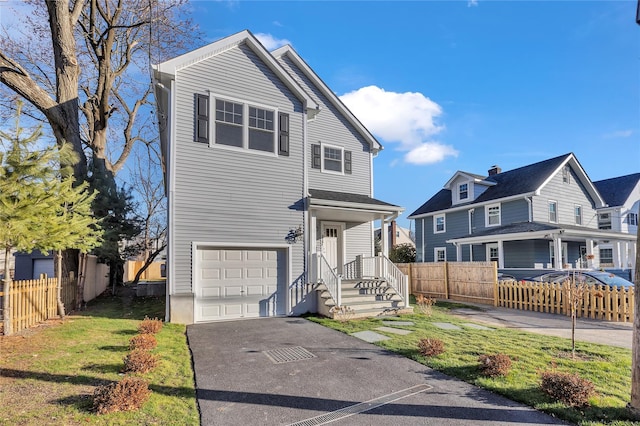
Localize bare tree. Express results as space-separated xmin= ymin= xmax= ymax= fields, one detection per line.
xmin=0 ymin=0 xmax=200 ymax=277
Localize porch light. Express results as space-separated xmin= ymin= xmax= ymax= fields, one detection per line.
xmin=286 ymin=225 xmax=303 ymax=244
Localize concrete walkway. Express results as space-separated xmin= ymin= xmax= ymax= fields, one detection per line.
xmin=188 ymin=318 xmax=566 ymax=425
xmin=449 ymin=304 xmax=633 ymax=349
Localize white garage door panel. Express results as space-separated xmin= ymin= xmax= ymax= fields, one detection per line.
xmin=195 ymin=247 xmax=286 ymax=322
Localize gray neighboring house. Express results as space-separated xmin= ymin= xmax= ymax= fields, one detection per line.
xmin=408 ymin=153 xmax=637 ymax=278
xmin=152 ymin=30 xmax=404 ymax=324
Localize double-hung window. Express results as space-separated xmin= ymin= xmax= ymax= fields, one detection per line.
xmin=485 ymin=203 xmax=500 ymax=227
xmin=548 ymin=201 xmax=558 ymax=223
xmin=434 ymin=214 xmax=445 ymax=233
xmin=574 ymin=205 xmax=582 ymax=225
xmin=628 ymin=212 xmax=638 ymax=226
xmin=435 ymin=247 xmax=446 ymax=262
xmin=598 ymin=213 xmax=611 ymax=230
xmin=195 ymin=94 xmax=288 ymax=156
xmin=311 ymin=143 xmax=352 ymax=174
xmin=459 ymin=183 xmax=468 ymax=201
xmin=599 ymin=248 xmax=613 ymax=266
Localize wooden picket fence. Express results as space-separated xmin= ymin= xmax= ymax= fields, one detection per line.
xmin=496 ymin=280 xmax=634 ymax=322
xmin=397 ymin=262 xmax=634 ymax=323
xmin=0 ymin=275 xmax=78 ymax=335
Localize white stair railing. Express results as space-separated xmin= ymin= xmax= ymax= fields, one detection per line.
xmin=353 ymin=254 xmax=409 ymax=308
xmin=316 ymin=253 xmax=341 ymax=307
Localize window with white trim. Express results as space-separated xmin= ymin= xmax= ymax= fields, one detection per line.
xmin=562 ymin=166 xmax=571 ymax=184
xmin=459 ymin=183 xmax=468 ymax=201
xmin=485 ymin=203 xmax=501 ymax=227
xmin=486 ymin=243 xmax=498 ymax=262
xmin=311 ymin=143 xmax=352 ymax=174
xmin=574 ymin=205 xmax=582 ymax=225
xmin=598 ymin=212 xmax=611 ymax=230
xmin=548 ymin=201 xmax=558 ymax=223
xmin=434 ymin=214 xmax=446 ymax=233
xmin=599 ymin=248 xmax=613 ymax=266
xmin=435 ymin=247 xmax=446 ymax=262
xmin=628 ymin=212 xmax=638 ymax=226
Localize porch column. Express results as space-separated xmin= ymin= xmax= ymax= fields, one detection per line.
xmin=455 ymin=243 xmax=462 ymax=262
xmin=553 ymin=237 xmax=563 ymax=269
xmin=380 ymin=215 xmax=389 ymax=257
xmin=497 ymin=240 xmax=505 ymax=269
xmin=613 ymin=241 xmax=621 ymax=269
xmin=623 ymin=241 xmax=630 ymax=269
xmin=310 ymin=210 xmax=317 ymax=254
xmin=585 ymin=239 xmax=595 ymax=269
xmin=469 ymin=244 xmax=474 ymax=261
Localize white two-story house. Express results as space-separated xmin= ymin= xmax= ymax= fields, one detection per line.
xmin=153 ymin=30 xmax=406 ymax=324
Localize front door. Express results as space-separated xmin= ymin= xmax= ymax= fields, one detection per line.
xmin=321 ymin=222 xmax=344 ymax=272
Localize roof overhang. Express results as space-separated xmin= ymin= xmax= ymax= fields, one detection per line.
xmin=446 ymin=226 xmax=637 ymax=245
xmin=309 ymin=189 xmax=403 ymax=222
xmin=443 ymin=171 xmax=496 ymax=190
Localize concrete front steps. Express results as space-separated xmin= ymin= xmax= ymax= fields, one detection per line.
xmin=316 ymin=279 xmax=414 ymax=319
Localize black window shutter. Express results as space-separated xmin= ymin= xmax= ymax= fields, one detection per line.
xmin=344 ymin=150 xmax=352 ymax=174
xmin=312 ymin=144 xmax=321 ymax=169
xmin=278 ymin=112 xmax=289 ymax=156
xmin=195 ymin=94 xmax=209 ymax=143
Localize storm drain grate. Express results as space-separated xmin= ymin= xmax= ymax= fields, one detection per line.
xmin=287 ymin=384 xmax=432 ymax=426
xmin=263 ymin=346 xmax=317 ymax=364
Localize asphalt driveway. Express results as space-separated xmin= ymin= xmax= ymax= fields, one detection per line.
xmin=187 ymin=318 xmax=566 ymax=425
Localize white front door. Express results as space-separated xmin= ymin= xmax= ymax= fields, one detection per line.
xmin=321 ymin=223 xmax=344 ymax=272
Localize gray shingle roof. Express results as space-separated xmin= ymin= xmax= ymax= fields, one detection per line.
xmin=309 ymin=189 xmax=400 ymax=207
xmin=593 ymin=173 xmax=640 ymax=207
xmin=409 ymin=153 xmax=572 ymax=217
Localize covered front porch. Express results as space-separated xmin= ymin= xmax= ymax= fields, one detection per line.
xmin=447 ymin=222 xmax=637 ymax=280
xmin=306 ymin=189 xmax=411 ymax=317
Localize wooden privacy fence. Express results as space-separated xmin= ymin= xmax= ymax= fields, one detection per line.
xmin=397 ymin=261 xmax=497 ymax=305
xmin=496 ymin=280 xmax=634 ymax=322
xmin=124 ymin=260 xmax=165 ymax=282
xmin=0 ymin=275 xmax=78 ymax=335
xmin=396 ymin=261 xmax=634 ymax=323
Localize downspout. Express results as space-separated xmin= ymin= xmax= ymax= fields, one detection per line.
xmin=302 ymin=104 xmax=309 ymax=315
xmin=155 ymin=81 xmax=173 ymax=323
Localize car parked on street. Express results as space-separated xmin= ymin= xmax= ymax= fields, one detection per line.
xmin=521 ymin=270 xmax=633 ymax=289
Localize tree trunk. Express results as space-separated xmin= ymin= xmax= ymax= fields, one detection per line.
xmin=55 ymin=249 xmax=66 ymax=318
xmin=629 ymin=223 xmax=640 ymax=416
xmin=131 ymin=244 xmax=167 ymax=287
xmin=3 ymin=246 xmax=12 ymax=335
xmin=76 ymin=252 xmax=86 ymax=310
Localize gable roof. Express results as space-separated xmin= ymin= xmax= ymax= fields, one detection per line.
xmin=272 ymin=45 xmax=383 ymax=153
xmin=152 ymin=30 xmax=319 ymax=113
xmin=408 ymin=153 xmax=605 ymax=218
xmin=593 ymin=173 xmax=640 ymax=207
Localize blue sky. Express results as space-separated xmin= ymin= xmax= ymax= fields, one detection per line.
xmin=192 ymin=1 xmax=639 ymax=228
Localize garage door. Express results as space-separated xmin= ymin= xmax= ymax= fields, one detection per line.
xmin=195 ymin=247 xmax=286 ymax=322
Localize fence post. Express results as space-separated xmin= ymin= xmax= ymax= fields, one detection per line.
xmin=493 ymin=262 xmax=498 ymax=307
xmin=407 ymin=262 xmax=412 ymax=294
xmin=443 ymin=262 xmax=449 ymax=300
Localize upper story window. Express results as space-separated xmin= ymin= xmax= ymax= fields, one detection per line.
xmin=598 ymin=212 xmax=611 ymax=230
xmin=434 ymin=214 xmax=446 ymax=233
xmin=548 ymin=201 xmax=558 ymax=223
xmin=194 ymin=93 xmax=289 ymax=156
xmin=628 ymin=212 xmax=638 ymax=226
xmin=459 ymin=183 xmax=468 ymax=201
xmin=311 ymin=143 xmax=352 ymax=174
xmin=574 ymin=205 xmax=582 ymax=225
xmin=485 ymin=203 xmax=501 ymax=227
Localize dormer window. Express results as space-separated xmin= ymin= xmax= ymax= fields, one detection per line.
xmin=459 ymin=183 xmax=468 ymax=201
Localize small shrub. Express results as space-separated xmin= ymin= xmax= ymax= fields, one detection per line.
xmin=123 ymin=349 xmax=159 ymax=374
xmin=138 ymin=316 xmax=163 ymax=334
xmin=93 ymin=376 xmax=152 ymax=414
xmin=415 ymin=294 xmax=435 ymax=316
xmin=540 ymin=370 xmax=596 ymax=407
xmin=418 ymin=338 xmax=445 ymax=357
xmin=478 ymin=353 xmax=512 ymax=377
xmin=129 ymin=333 xmax=158 ymax=351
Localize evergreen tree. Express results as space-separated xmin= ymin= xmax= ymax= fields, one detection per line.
xmin=0 ymin=103 xmax=102 ymax=333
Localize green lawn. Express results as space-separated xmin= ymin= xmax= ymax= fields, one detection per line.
xmin=309 ymin=301 xmax=635 ymax=426
xmin=0 ymin=288 xmax=199 ymax=425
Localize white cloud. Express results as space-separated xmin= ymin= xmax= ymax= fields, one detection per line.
xmin=603 ymin=129 xmax=633 ymax=138
xmin=340 ymin=85 xmax=458 ymax=165
xmin=255 ymin=33 xmax=290 ymax=50
xmin=468 ymin=0 xmax=479 ymax=7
